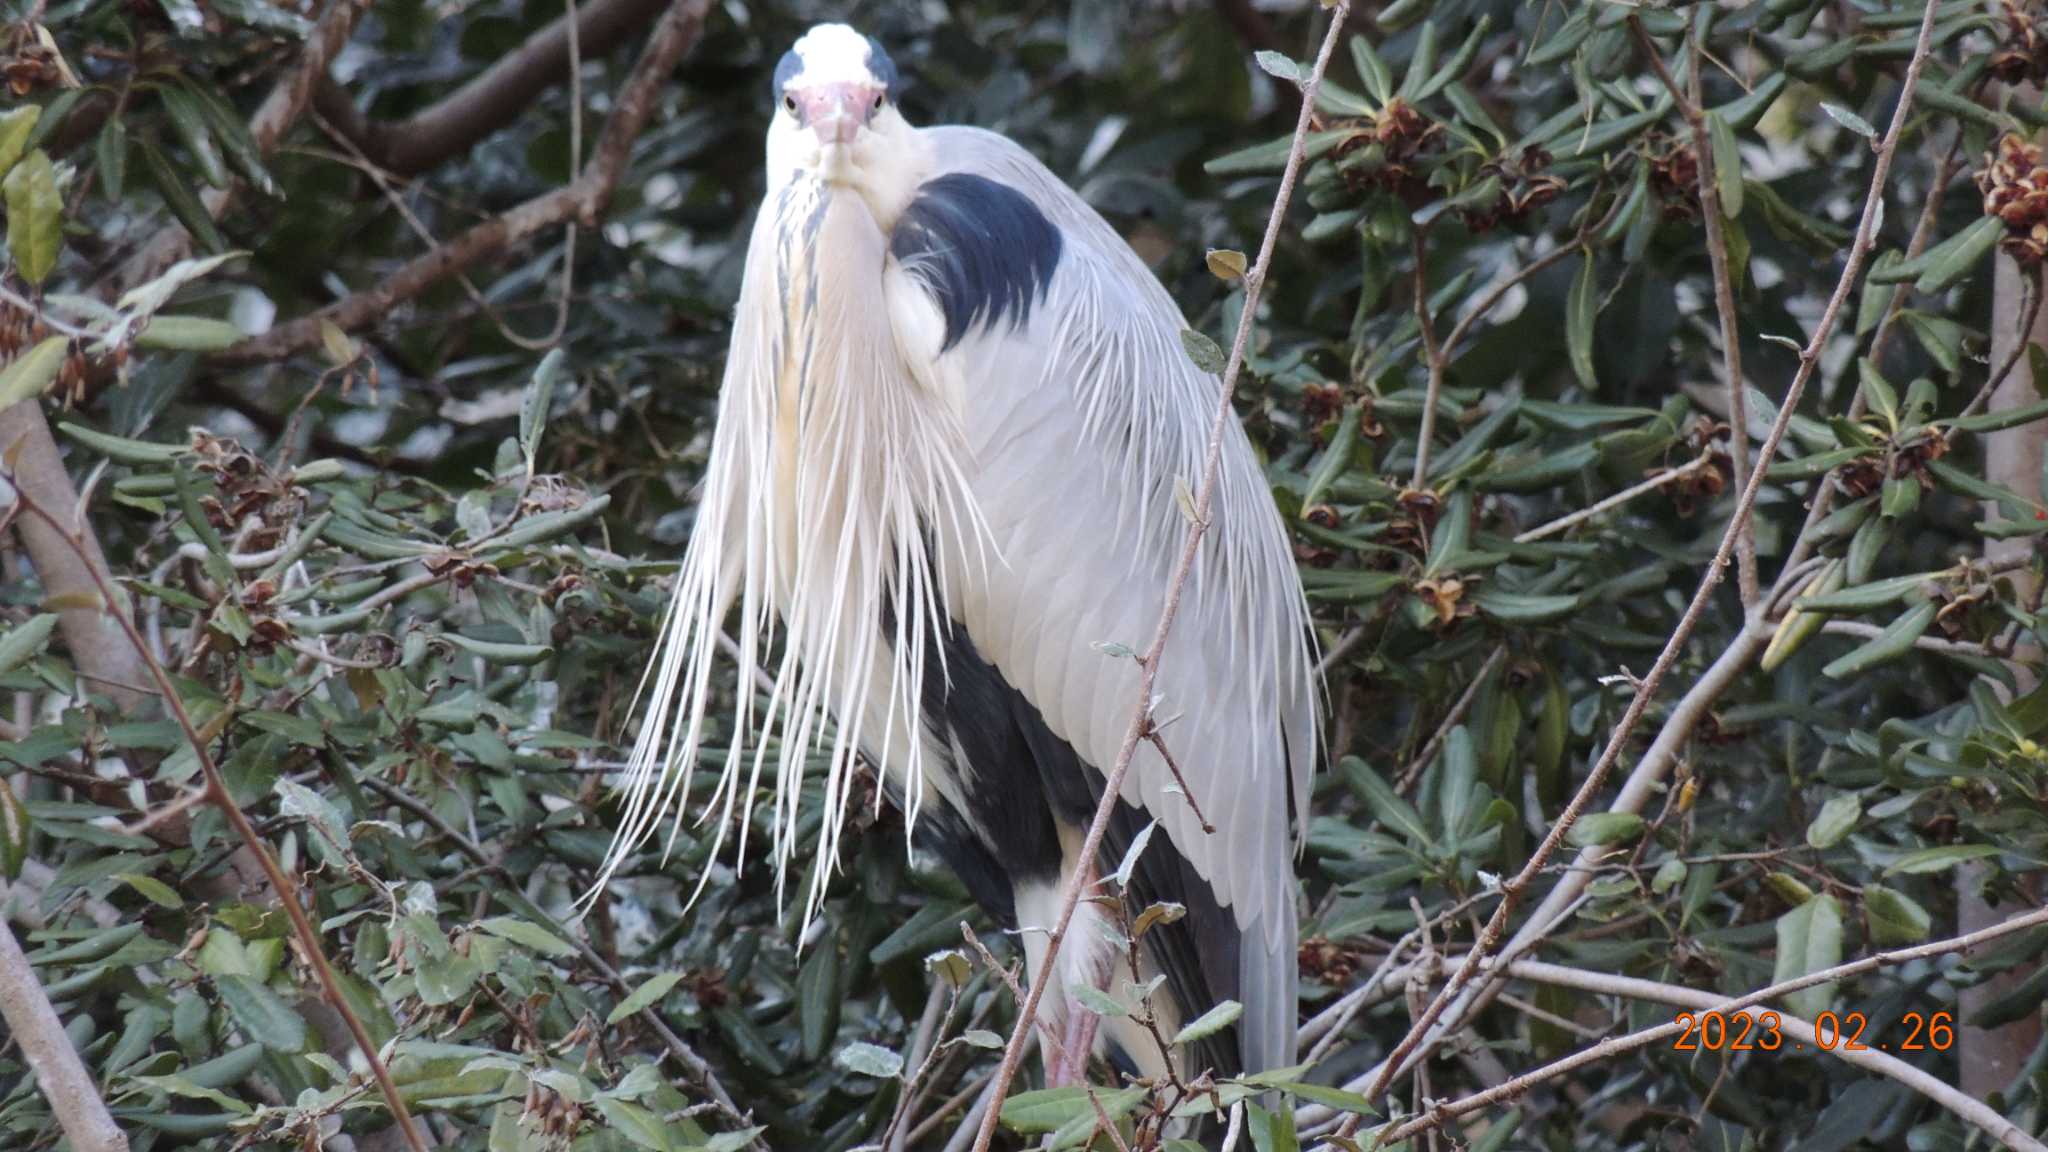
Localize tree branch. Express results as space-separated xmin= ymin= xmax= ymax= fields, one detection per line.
xmin=0 ymin=402 xmax=156 ymax=716
xmin=966 ymin=7 xmax=1356 ymax=1148
xmin=217 ymin=0 xmax=712 ymax=366
xmin=0 ymin=911 xmax=128 ymax=1152
xmin=312 ymin=0 xmax=670 ymax=177
xmin=1631 ymin=18 xmax=1757 ymax=607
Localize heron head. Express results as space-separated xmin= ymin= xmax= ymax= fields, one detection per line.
xmin=768 ymin=24 xmax=912 ymax=189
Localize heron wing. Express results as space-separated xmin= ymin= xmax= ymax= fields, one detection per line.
xmin=885 ymin=125 xmax=1320 ymax=1072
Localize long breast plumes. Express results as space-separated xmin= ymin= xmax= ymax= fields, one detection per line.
xmin=593 ymin=177 xmax=984 ymax=927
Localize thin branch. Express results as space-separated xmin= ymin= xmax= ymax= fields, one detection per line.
xmin=966 ymin=8 xmax=1355 ymax=1147
xmin=1512 ymin=454 xmax=1715 ymax=543
xmin=1632 ymin=18 xmax=1755 ymax=606
xmin=1394 ymin=644 xmax=1505 ymax=793
xmin=311 ymin=0 xmax=668 ymax=177
xmin=1336 ymin=1 xmax=1947 ymax=1130
xmin=0 ymin=916 xmax=127 ymax=1152
xmin=219 ymin=0 xmax=712 ymax=365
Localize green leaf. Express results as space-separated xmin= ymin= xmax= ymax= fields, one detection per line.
xmin=1204 ymin=130 xmax=1350 ymax=175
xmin=140 ymin=141 xmax=227 ymax=255
xmin=1884 ymin=844 xmax=2001 ymax=875
xmin=1773 ymin=893 xmax=1842 ymax=1020
xmin=797 ymin=940 xmax=842 ymax=1062
xmin=1707 ymin=112 xmax=1742 ymax=217
xmin=1001 ymin=1085 xmax=1147 ymax=1136
xmin=1915 ymin=215 xmax=2003 ymax=294
xmin=476 ymin=916 xmax=577 ymax=958
xmin=1174 ymin=998 xmax=1243 ymax=1045
xmin=1567 ymin=251 xmax=1598 ymax=391
xmin=1471 ymin=590 xmax=1580 ymax=623
xmin=0 ymin=105 xmax=39 ymax=178
xmin=213 ymin=974 xmax=308 ymax=1052
xmin=1901 ymin=311 xmax=1963 ymax=376
xmin=0 ymin=613 xmax=59 ymax=678
xmin=1820 ymin=102 xmax=1877 ymax=138
xmin=1255 ymin=50 xmax=1303 ymax=84
xmin=4 ymin=149 xmax=64 ymax=286
xmin=607 ymin=971 xmax=684 ymax=1025
xmin=1863 ymin=885 xmax=1932 ymax=945
xmin=834 ymin=1041 xmax=903 ymax=1079
xmin=157 ymin=84 xmax=229 ymax=189
xmin=1821 ymin=600 xmax=1936 ymax=679
xmin=1566 ymin=811 xmax=1645 ymax=848
xmin=1301 ymin=404 xmax=1359 ymax=511
xmin=113 ymin=872 xmax=183 ymax=908
xmin=1247 ymin=1103 xmax=1300 ymax=1152
xmin=0 ymin=784 xmax=29 ymax=881
xmin=1805 ymin=793 xmax=1861 ymax=850
xmin=1339 ymin=758 xmax=1431 ymax=847
xmin=96 ymin=117 xmax=127 ymax=200
xmin=521 ymin=348 xmax=565 ymax=479
xmin=1350 ymin=35 xmax=1392 ymax=102
xmin=1180 ymin=328 xmax=1226 ymax=374
xmin=135 ymin=315 xmax=244 ymax=351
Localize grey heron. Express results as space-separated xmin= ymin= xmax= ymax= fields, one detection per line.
xmin=601 ymin=22 xmax=1320 ymax=1091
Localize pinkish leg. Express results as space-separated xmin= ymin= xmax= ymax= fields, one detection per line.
xmin=1047 ymin=1004 xmax=1100 ymax=1087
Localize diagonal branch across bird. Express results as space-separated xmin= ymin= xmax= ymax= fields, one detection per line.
xmin=599 ymin=22 xmax=1321 ymax=1095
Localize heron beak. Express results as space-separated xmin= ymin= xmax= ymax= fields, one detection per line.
xmin=795 ymin=83 xmax=876 ymax=147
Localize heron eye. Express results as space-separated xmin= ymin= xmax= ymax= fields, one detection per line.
xmin=873 ymin=92 xmax=886 ymax=111
xmin=783 ymin=95 xmax=797 ymax=114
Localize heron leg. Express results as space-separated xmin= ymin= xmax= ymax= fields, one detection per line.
xmin=1048 ymin=1005 xmax=1100 ymax=1087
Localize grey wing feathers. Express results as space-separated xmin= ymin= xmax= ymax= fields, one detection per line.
xmin=911 ymin=126 xmax=1320 ymax=1069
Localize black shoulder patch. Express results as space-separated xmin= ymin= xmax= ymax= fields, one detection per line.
xmin=890 ymin=173 xmax=1062 ymax=351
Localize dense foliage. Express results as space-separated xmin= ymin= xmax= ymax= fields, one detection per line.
xmin=1 ymin=1 xmax=2046 ymax=1150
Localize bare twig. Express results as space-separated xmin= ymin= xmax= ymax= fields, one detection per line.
xmin=1333 ymin=2 xmax=1948 ymax=1132
xmin=220 ymin=0 xmax=712 ymax=365
xmin=1631 ymin=18 xmax=1755 ymax=605
xmin=0 ymin=916 xmax=127 ymax=1152
xmin=1512 ymin=454 xmax=1715 ymax=543
xmin=966 ymin=8 xmax=1356 ymax=1148
xmin=1393 ymin=644 xmax=1505 ymax=793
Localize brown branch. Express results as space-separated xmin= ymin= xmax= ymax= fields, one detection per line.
xmin=0 ymin=914 xmax=128 ymax=1152
xmin=0 ymin=402 xmax=156 ymax=716
xmin=217 ymin=0 xmax=712 ymax=366
xmin=967 ymin=6 xmax=1356 ymax=1148
xmin=313 ymin=0 xmax=669 ymax=177
xmin=1631 ymin=17 xmax=1757 ymax=607
xmin=1335 ymin=1 xmax=1949 ymax=1133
